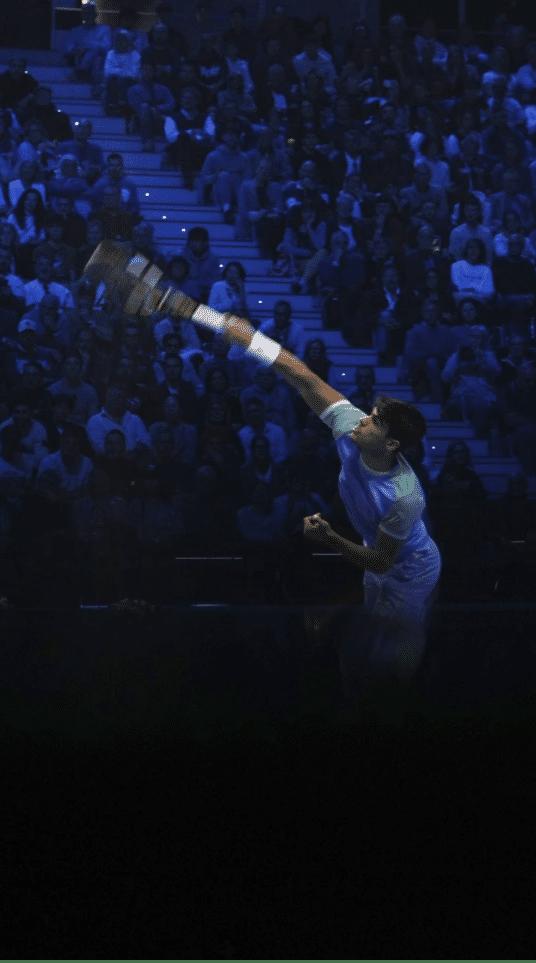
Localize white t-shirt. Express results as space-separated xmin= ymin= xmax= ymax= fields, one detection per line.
xmin=85 ymin=409 xmax=150 ymax=454
xmin=24 ymin=279 xmax=74 ymax=309
xmin=450 ymin=260 xmax=495 ymax=298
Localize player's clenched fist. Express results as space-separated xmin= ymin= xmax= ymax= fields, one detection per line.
xmin=303 ymin=513 xmax=333 ymax=544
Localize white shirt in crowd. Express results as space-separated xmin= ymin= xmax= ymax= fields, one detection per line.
xmin=0 ymin=416 xmax=48 ymax=476
xmin=85 ymin=408 xmax=151 ymax=454
xmin=238 ymin=421 xmax=288 ymax=464
xmin=450 ymin=259 xmax=495 ymax=300
xmin=103 ymin=48 xmax=141 ymax=78
xmin=24 ymin=278 xmax=74 ymax=309
xmin=8 ymin=179 xmax=47 ymax=208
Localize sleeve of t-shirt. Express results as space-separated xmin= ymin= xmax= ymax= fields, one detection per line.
xmin=378 ymin=491 xmax=425 ymax=541
xmin=318 ymin=399 xmax=366 ymax=439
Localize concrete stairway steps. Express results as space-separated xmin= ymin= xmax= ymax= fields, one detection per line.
xmin=142 ymin=204 xmax=224 ymax=223
xmin=56 ymin=101 xmax=104 ymax=118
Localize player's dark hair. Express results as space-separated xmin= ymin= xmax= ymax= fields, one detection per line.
xmin=374 ymin=395 xmax=427 ymax=453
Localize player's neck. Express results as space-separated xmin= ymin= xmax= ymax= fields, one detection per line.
xmin=360 ymin=450 xmax=398 ymax=474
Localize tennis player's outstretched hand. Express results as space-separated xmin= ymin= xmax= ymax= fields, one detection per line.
xmin=303 ymin=513 xmax=333 ymax=544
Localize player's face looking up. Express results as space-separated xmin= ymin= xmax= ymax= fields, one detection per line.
xmin=350 ymin=406 xmax=400 ymax=456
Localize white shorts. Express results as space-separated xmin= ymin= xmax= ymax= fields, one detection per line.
xmin=362 ymin=538 xmax=442 ymax=627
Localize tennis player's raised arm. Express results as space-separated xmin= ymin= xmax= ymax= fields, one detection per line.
xmin=182 ymin=302 xmax=350 ymax=419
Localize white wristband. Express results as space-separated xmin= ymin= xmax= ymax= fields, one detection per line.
xmin=192 ymin=303 xmax=227 ymax=333
xmin=246 ymin=330 xmax=282 ymax=366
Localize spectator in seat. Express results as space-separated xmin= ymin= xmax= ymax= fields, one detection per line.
xmin=0 ymin=56 xmax=38 ymax=113
xmin=25 ymin=292 xmax=73 ymax=354
xmin=142 ymin=21 xmax=182 ymax=96
xmin=490 ymin=137 xmax=531 ymax=194
xmin=238 ymin=396 xmax=288 ymax=465
xmin=64 ymin=2 xmax=112 ymax=85
xmin=496 ymin=358 xmax=536 ymax=476
xmin=448 ymin=194 xmax=494 ymax=264
xmin=399 ymin=159 xmax=449 ymax=223
xmin=11 ymin=120 xmax=57 ymax=172
xmin=149 ymin=352 xmax=199 ymax=425
xmin=0 ymin=245 xmax=26 ymax=313
xmin=7 ymin=188 xmax=47 ymax=278
xmin=239 ymin=366 xmax=297 ymax=437
xmin=42 ymin=214 xmax=77 ymax=284
xmin=47 ymin=154 xmax=88 ymax=206
xmin=493 ymin=210 xmax=532 ymax=259
xmin=91 ymin=152 xmax=140 ymax=216
xmin=181 ymin=225 xmax=222 ymax=303
xmin=145 ymin=422 xmax=191 ymax=495
xmin=103 ymin=29 xmax=141 ymax=116
xmin=198 ymin=398 xmax=244 ymax=498
xmin=493 ymin=232 xmax=536 ymax=323
xmin=450 ymin=238 xmax=495 ymax=303
xmin=360 ymin=262 xmax=416 ymax=364
xmin=496 ymin=332 xmax=536 ymax=391
xmin=149 ymin=395 xmax=198 ymax=473
xmin=489 ymin=168 xmax=534 ymax=235
xmin=160 ymin=253 xmax=201 ymax=300
xmin=236 ymin=480 xmax=288 ymax=544
xmin=302 ymin=338 xmax=331 ymax=384
xmin=449 ymin=132 xmax=493 ymax=199
xmin=86 ymin=383 xmax=151 ymax=456
xmin=216 ymin=72 xmax=257 ymax=120
xmin=36 ymin=422 xmax=93 ymax=497
xmin=48 ymin=352 xmax=99 ymax=426
xmin=128 ymin=220 xmax=164 ymax=268
xmin=277 ymin=198 xmax=328 ymax=291
xmin=198 ymin=365 xmax=242 ymax=426
xmin=60 ymin=119 xmax=104 ymax=182
xmin=24 ymin=249 xmax=74 ymax=310
xmin=208 ymin=261 xmax=249 ymax=316
xmin=92 ymin=184 xmax=140 ymax=243
xmin=126 ymin=61 xmax=175 ymax=152
xmin=327 ymin=129 xmax=363 ymax=192
xmin=239 ymin=434 xmax=288 ymax=504
xmin=429 ymin=439 xmax=488 ymax=568
xmin=292 ymin=35 xmax=337 ymax=97
xmin=4 ymin=317 xmax=59 ymax=383
xmin=400 ymin=295 xmax=455 ymax=403
xmin=203 ymin=334 xmax=251 ymax=393
xmin=285 ymin=419 xmax=337 ymax=502
xmin=41 ymin=391 xmax=75 ymax=453
xmin=258 ymin=299 xmax=306 ymax=357
xmin=362 ymin=129 xmax=415 ymax=193
xmin=0 ymin=391 xmax=49 ymax=477
xmin=348 ymin=364 xmax=376 ymax=413
xmin=317 ymin=231 xmax=366 ymax=341
xmin=441 ymin=325 xmax=501 ymax=437
xmin=198 ymin=125 xmax=249 ymax=223
xmin=7 ymin=160 xmax=47 ymax=209
xmin=54 ymin=195 xmax=87 ymax=250
xmin=223 ymin=5 xmax=256 ymax=62
xmin=255 ymin=62 xmax=294 ymax=124
xmin=18 ymin=86 xmax=72 ymax=142
xmin=234 ymin=156 xmax=284 ymax=257
xmin=12 ymin=360 xmax=52 ymax=428
xmin=162 ymin=87 xmax=212 ymax=187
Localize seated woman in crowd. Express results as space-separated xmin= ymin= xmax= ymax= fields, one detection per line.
xmin=450 ymin=237 xmax=495 ymax=303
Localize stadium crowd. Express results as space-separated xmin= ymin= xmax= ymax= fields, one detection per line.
xmin=0 ymin=4 xmax=536 ymax=604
